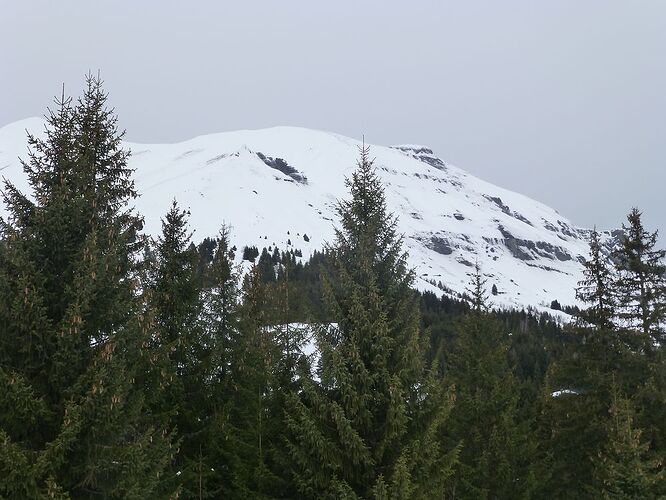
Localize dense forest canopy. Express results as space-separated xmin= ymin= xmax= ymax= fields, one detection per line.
xmin=0 ymin=76 xmax=664 ymax=499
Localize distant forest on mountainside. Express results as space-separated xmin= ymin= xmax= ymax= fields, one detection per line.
xmin=1 ymin=76 xmax=664 ymax=499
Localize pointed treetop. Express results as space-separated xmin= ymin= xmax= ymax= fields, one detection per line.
xmin=467 ymin=260 xmax=489 ymax=313
xmin=576 ymin=226 xmax=616 ymax=331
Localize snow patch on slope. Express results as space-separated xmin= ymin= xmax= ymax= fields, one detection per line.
xmin=0 ymin=118 xmax=618 ymax=314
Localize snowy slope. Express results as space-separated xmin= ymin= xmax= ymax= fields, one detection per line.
xmin=0 ymin=118 xmax=619 ymax=314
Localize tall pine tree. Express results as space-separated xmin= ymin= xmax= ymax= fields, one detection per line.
xmin=539 ymin=228 xmax=620 ymax=498
xmin=142 ymin=199 xmax=206 ymax=495
xmin=613 ymin=208 xmax=666 ymax=355
xmin=577 ymin=227 xmax=617 ymax=332
xmin=446 ymin=265 xmax=538 ymax=499
xmin=284 ymin=146 xmax=456 ymax=499
xmin=0 ymin=74 xmax=173 ymax=497
xmin=213 ymin=267 xmax=288 ymax=498
xmin=592 ymin=382 xmax=663 ymax=499
xmin=192 ymin=227 xmax=243 ymax=498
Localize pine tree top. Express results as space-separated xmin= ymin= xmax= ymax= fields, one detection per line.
xmin=576 ymin=227 xmax=617 ymax=331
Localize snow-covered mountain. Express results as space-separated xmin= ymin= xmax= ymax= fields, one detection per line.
xmin=0 ymin=118 xmax=618 ymax=314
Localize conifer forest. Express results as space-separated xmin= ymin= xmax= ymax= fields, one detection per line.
xmin=1 ymin=76 xmax=665 ymax=499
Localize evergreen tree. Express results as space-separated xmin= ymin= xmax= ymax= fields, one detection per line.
xmin=211 ymin=266 xmax=291 ymax=498
xmin=592 ymin=383 xmax=663 ymax=499
xmin=447 ymin=273 xmax=538 ymax=499
xmin=192 ymin=226 xmax=242 ymax=498
xmin=271 ymin=246 xmax=281 ymax=265
xmin=284 ymin=146 xmax=457 ymax=498
xmin=538 ymin=360 xmax=608 ymax=498
xmin=0 ymin=74 xmax=173 ymax=497
xmin=612 ymin=210 xmax=666 ymax=481
xmin=194 ymin=236 xmax=218 ymax=288
xmin=538 ymin=231 xmax=622 ymax=500
xmin=567 ymin=227 xmax=624 ymax=391
xmin=242 ymin=245 xmax=259 ymax=262
xmin=257 ymin=247 xmax=277 ymax=283
xmin=143 ymin=199 xmax=204 ymax=495
xmin=467 ymin=260 xmax=489 ymax=313
xmin=576 ymin=228 xmax=617 ymax=331
xmin=613 ymin=208 xmax=666 ymax=354
xmin=201 ymin=226 xmax=239 ymax=357
xmin=538 ymin=224 xmax=632 ymax=499
xmin=631 ymin=345 xmax=666 ymax=495
xmin=195 ymin=227 xmax=243 ymax=498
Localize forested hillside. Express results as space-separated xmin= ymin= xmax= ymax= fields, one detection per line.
xmin=1 ymin=76 xmax=664 ymax=499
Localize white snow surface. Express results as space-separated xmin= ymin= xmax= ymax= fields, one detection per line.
xmin=0 ymin=118 xmax=618 ymax=314
xmin=551 ymin=389 xmax=581 ymax=398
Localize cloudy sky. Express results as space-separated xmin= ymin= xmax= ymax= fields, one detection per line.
xmin=2 ymin=1 xmax=664 ymax=238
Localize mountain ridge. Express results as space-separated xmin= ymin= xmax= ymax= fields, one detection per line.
xmin=0 ymin=117 xmax=617 ymax=316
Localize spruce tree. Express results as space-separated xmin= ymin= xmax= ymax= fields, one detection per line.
xmin=592 ymin=383 xmax=663 ymax=499
xmin=193 ymin=227 xmax=242 ymax=498
xmin=210 ymin=266 xmax=291 ymax=498
xmin=218 ymin=267 xmax=271 ymax=497
xmin=538 ymin=360 xmax=608 ymax=498
xmin=0 ymin=74 xmax=173 ymax=497
xmin=539 ymin=228 xmax=623 ymax=499
xmin=613 ymin=208 xmax=666 ymax=355
xmin=539 ymin=224 xmax=632 ymax=498
xmin=200 ymin=226 xmax=239 ymax=359
xmin=142 ymin=199 xmax=206 ymax=495
xmin=577 ymin=228 xmax=617 ymax=332
xmin=447 ymin=270 xmax=538 ymax=499
xmin=467 ymin=260 xmax=489 ymax=313
xmin=284 ymin=146 xmax=456 ymax=498
xmin=568 ymin=226 xmax=624 ymax=390
xmin=257 ymin=247 xmax=277 ymax=283
xmin=607 ymin=210 xmax=666 ymax=466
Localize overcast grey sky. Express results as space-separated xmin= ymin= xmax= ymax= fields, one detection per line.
xmin=2 ymin=1 xmax=664 ymax=237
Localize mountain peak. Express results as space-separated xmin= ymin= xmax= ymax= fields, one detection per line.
xmin=0 ymin=118 xmax=614 ymax=316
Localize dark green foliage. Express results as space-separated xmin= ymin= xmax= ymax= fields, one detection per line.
xmin=613 ymin=208 xmax=666 ymax=354
xmin=284 ymin=146 xmax=457 ymax=498
xmin=257 ymin=247 xmax=277 ymax=283
xmin=446 ymin=277 xmax=538 ymax=499
xmin=610 ymin=209 xmax=666 ymax=473
xmin=593 ymin=383 xmax=663 ymax=499
xmin=537 ymin=230 xmax=624 ymax=498
xmin=538 ymin=348 xmax=611 ymax=498
xmin=537 ymin=210 xmax=666 ymax=498
xmin=142 ymin=200 xmax=210 ymax=496
xmin=467 ymin=261 xmax=489 ymax=312
xmin=195 ymin=236 xmax=218 ymax=287
xmin=242 ymin=245 xmax=259 ymax=262
xmin=190 ymin=227 xmax=242 ymax=498
xmin=0 ymin=74 xmax=173 ymax=497
xmin=211 ymin=268 xmax=287 ymax=498
xmin=2 ymin=78 xmax=666 ymax=499
xmin=576 ymin=228 xmax=616 ymax=331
